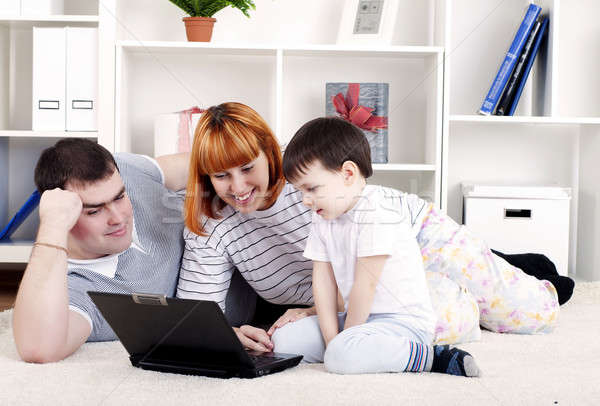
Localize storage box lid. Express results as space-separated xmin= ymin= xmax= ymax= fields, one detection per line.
xmin=462 ymin=184 xmax=571 ymax=200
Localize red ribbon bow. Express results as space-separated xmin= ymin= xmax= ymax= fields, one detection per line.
xmin=331 ymin=83 xmax=388 ymax=132
xmin=177 ymin=106 xmax=205 ymax=153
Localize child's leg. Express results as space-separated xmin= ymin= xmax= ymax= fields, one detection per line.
xmin=324 ymin=314 xmax=479 ymax=377
xmin=271 ymin=313 xmax=345 ymax=363
xmin=417 ymin=204 xmax=559 ymax=334
xmin=323 ymin=316 xmax=429 ymax=374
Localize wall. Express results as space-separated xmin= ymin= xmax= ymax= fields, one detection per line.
xmin=116 ymin=0 xmax=345 ymax=44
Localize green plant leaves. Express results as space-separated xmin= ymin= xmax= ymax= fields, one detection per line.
xmin=167 ymin=0 xmax=256 ymax=18
xmin=168 ymin=0 xmax=196 ymax=16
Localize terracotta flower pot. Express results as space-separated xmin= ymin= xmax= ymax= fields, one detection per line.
xmin=183 ymin=17 xmax=217 ymax=42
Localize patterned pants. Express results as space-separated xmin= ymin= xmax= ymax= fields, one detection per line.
xmin=418 ymin=204 xmax=559 ymax=334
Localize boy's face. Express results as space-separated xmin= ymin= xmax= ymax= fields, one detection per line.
xmin=292 ymin=160 xmax=354 ymax=220
xmin=66 ymin=170 xmax=134 ymax=259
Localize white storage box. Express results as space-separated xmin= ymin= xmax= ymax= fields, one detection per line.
xmin=462 ymin=184 xmax=571 ymax=276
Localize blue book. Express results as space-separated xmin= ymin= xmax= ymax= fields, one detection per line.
xmin=494 ymin=18 xmax=543 ymax=115
xmin=507 ymin=16 xmax=549 ymax=116
xmin=0 ymin=190 xmax=41 ymax=241
xmin=478 ymin=3 xmax=542 ymax=115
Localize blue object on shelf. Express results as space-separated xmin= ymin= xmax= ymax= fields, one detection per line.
xmin=478 ymin=3 xmax=542 ymax=115
xmin=507 ymin=16 xmax=549 ymax=116
xmin=0 ymin=190 xmax=41 ymax=241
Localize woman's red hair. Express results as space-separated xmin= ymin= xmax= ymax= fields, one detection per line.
xmin=184 ymin=102 xmax=284 ymax=235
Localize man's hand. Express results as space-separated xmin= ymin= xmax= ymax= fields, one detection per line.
xmin=267 ymin=307 xmax=315 ymax=336
xmin=39 ymin=188 xmax=82 ymax=232
xmin=233 ymin=325 xmax=274 ymax=353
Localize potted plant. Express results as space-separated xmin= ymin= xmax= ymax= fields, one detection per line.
xmin=168 ymin=0 xmax=256 ymax=42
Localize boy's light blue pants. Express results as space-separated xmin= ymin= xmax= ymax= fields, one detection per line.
xmin=271 ymin=312 xmax=434 ymax=374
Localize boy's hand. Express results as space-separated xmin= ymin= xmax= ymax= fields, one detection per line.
xmin=267 ymin=307 xmax=316 ymax=336
xmin=233 ymin=325 xmax=274 ymax=353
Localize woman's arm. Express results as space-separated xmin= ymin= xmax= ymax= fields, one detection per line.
xmin=312 ymin=260 xmax=339 ymax=346
xmin=178 ymin=228 xmax=274 ymax=352
xmin=343 ymin=255 xmax=388 ymax=330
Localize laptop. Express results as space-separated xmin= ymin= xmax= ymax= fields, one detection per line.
xmin=87 ymin=291 xmax=303 ymax=378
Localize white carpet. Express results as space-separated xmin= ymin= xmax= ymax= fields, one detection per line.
xmin=1 ymin=283 xmax=599 ymax=406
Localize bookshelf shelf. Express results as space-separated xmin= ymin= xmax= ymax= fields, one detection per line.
xmin=119 ymin=41 xmax=277 ymax=56
xmin=449 ymin=115 xmax=600 ymax=125
xmin=118 ymin=40 xmax=443 ymax=57
xmin=0 ymin=15 xmax=99 ymax=28
xmin=0 ymin=15 xmax=98 ymax=21
xmin=0 ymin=131 xmax=97 ymax=138
xmin=372 ymin=164 xmax=437 ymax=172
xmin=0 ymin=242 xmax=33 ymax=263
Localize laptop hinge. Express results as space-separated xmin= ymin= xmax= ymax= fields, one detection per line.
xmin=132 ymin=293 xmax=168 ymax=306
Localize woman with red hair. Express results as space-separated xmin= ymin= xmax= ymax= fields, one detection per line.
xmin=178 ymin=102 xmax=317 ymax=352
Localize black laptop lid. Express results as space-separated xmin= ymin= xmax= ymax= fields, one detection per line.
xmin=88 ymin=292 xmax=254 ymax=368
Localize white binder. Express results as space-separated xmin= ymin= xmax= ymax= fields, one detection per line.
xmin=21 ymin=0 xmax=63 ymax=15
xmin=0 ymin=0 xmax=20 ymax=15
xmin=66 ymin=27 xmax=98 ymax=131
xmin=32 ymin=26 xmax=66 ymax=131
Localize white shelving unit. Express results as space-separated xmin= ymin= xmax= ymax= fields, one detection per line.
xmin=0 ymin=241 xmax=33 ymax=264
xmin=444 ymin=0 xmax=600 ymax=281
xmin=0 ymin=0 xmax=102 ymax=264
xmin=115 ymin=40 xmax=444 ymax=202
xmin=0 ymin=15 xmax=99 ymax=24
xmin=2 ymin=0 xmax=600 ymax=280
xmin=0 ymin=130 xmax=97 ymax=138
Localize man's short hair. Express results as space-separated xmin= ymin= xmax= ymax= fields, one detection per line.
xmin=283 ymin=117 xmax=373 ymax=183
xmin=34 ymin=138 xmax=119 ymax=193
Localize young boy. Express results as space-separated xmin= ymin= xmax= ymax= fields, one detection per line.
xmin=279 ymin=117 xmax=480 ymax=377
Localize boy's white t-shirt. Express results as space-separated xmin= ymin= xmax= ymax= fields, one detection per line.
xmin=304 ymin=184 xmax=436 ymax=333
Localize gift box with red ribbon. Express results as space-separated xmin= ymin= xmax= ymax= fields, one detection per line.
xmin=326 ymin=82 xmax=389 ymax=163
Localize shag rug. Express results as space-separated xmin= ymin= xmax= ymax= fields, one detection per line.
xmin=1 ymin=282 xmax=599 ymax=406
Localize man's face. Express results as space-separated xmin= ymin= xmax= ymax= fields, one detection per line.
xmin=66 ymin=170 xmax=134 ymax=259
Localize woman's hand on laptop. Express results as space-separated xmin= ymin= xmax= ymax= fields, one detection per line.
xmin=266 ymin=307 xmax=316 ymax=336
xmin=234 ymin=325 xmax=274 ymax=353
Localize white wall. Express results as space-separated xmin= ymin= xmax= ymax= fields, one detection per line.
xmin=115 ymin=0 xmax=436 ymax=45
xmin=558 ymin=0 xmax=600 ymax=117
xmin=116 ymin=0 xmax=345 ymax=44
xmin=577 ymin=127 xmax=600 ymax=280
xmin=0 ymin=25 xmax=8 ymax=129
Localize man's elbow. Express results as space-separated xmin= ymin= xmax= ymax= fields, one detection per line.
xmin=16 ymin=342 xmax=70 ymax=364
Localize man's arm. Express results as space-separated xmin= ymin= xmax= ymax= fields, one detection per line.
xmin=343 ymin=255 xmax=388 ymax=331
xmin=12 ymin=189 xmax=91 ymax=363
xmin=155 ymin=152 xmax=190 ymax=191
xmin=312 ymin=261 xmax=339 ymax=346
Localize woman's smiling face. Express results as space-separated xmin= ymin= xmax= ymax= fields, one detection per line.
xmin=209 ymin=150 xmax=271 ymax=213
